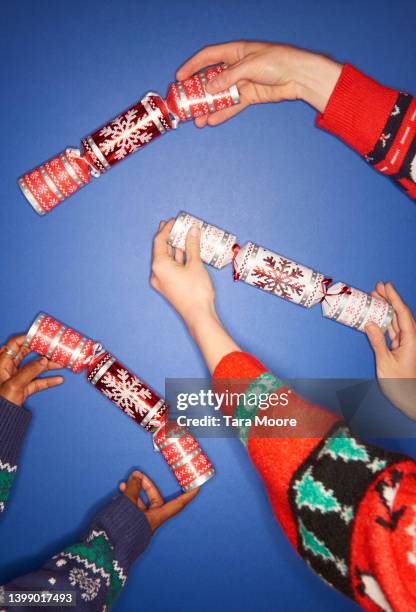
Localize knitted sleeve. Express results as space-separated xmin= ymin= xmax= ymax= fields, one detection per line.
xmin=0 ymin=495 xmax=152 ymax=611
xmin=316 ymin=64 xmax=416 ymax=200
xmin=0 ymin=396 xmax=31 ymax=514
xmin=213 ymin=351 xmax=416 ymax=610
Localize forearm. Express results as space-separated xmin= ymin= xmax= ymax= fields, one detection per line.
xmin=1 ymin=496 xmax=152 ymax=610
xmin=0 ymin=397 xmax=31 ymax=513
xmin=184 ymin=307 xmax=240 ymax=374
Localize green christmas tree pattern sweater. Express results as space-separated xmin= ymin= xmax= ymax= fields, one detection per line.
xmin=0 ymin=396 xmax=152 ymax=611
xmin=213 ymin=351 xmax=416 ymax=611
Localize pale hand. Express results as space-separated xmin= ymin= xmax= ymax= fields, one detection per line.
xmin=365 ymin=282 xmax=416 ymax=419
xmin=176 ymin=41 xmax=342 ymax=126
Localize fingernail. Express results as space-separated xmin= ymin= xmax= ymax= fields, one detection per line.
xmin=39 ymin=357 xmax=48 ymax=366
xmin=190 ymin=225 xmax=199 ymax=237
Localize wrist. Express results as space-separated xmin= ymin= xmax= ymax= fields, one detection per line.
xmin=294 ymin=52 xmax=342 ymax=113
xmin=182 ymin=302 xmax=219 ymax=337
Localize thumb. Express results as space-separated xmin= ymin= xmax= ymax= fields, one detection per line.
xmin=185 ymin=225 xmax=202 ymax=264
xmin=206 ymin=60 xmax=248 ymax=94
xmin=365 ymin=322 xmax=390 ymax=361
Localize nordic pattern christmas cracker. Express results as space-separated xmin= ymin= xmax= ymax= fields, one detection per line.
xmin=81 ymin=93 xmax=173 ymax=172
xmin=24 ymin=313 xmax=98 ymax=373
xmin=87 ymin=352 xmax=168 ymax=432
xmin=165 ymin=64 xmax=239 ymax=122
xmin=233 ymin=241 xmax=326 ymax=307
xmin=153 ymin=422 xmax=215 ymax=492
xmin=18 ymin=148 xmax=92 ymax=215
xmin=168 ymin=211 xmax=237 ymax=269
xmin=321 ymin=282 xmax=393 ymax=332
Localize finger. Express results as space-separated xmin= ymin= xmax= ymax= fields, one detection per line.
xmin=176 ymin=43 xmax=242 ymax=80
xmin=205 ymin=59 xmax=252 ymax=94
xmin=119 ymin=482 xmax=126 ymax=491
xmin=185 ymin=225 xmax=202 ymax=264
xmin=25 ymin=375 xmax=64 ymax=398
xmin=153 ymin=219 xmax=175 ymax=261
xmin=386 ymin=322 xmax=399 ymax=347
xmin=157 ymin=487 xmax=200 ymax=523
xmin=11 ymin=357 xmax=50 ymax=387
xmin=372 ymin=284 xmax=400 ymax=342
xmin=141 ymin=474 xmax=164 ymax=508
xmin=0 ymin=335 xmax=28 ymax=366
xmin=174 ymin=247 xmax=185 ymax=264
xmin=123 ymin=471 xmax=146 ymax=511
xmin=194 ymin=115 xmax=209 ymax=129
xmin=365 ymin=322 xmax=390 ymax=361
xmin=384 ymin=283 xmax=416 ymax=340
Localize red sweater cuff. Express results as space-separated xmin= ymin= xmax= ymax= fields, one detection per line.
xmin=316 ymin=64 xmax=398 ymax=155
xmin=212 ymin=351 xmax=267 ymax=381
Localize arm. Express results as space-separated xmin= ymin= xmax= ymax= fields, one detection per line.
xmin=150 ymin=221 xmax=416 ymax=609
xmin=0 ymin=336 xmax=63 ymax=513
xmin=177 ymin=41 xmax=416 ymax=200
xmin=1 ymin=471 xmax=198 ymax=610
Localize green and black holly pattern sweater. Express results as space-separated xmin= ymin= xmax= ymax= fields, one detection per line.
xmin=0 ymin=396 xmax=152 ymax=611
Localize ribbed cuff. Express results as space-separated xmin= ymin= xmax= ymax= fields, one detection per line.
xmin=0 ymin=396 xmax=32 ymax=467
xmin=213 ymin=351 xmax=267 ymax=380
xmin=316 ymin=64 xmax=398 ymax=155
xmin=91 ymin=495 xmax=152 ymax=569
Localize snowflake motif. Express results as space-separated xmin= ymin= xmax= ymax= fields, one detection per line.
xmin=48 ymin=577 xmax=56 ymax=585
xmin=252 ymin=256 xmax=305 ymax=301
xmin=69 ymin=568 xmax=100 ymax=602
xmin=101 ymin=368 xmax=152 ymax=419
xmin=56 ymin=558 xmax=67 ymax=567
xmin=99 ymin=109 xmax=153 ymax=161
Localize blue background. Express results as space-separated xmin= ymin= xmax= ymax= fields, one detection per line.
xmin=1 ymin=0 xmax=415 ymax=610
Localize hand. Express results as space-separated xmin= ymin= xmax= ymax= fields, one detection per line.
xmin=0 ymin=335 xmax=64 ymax=407
xmin=150 ymin=219 xmax=240 ymax=372
xmin=365 ymin=282 xmax=416 ymax=419
xmin=120 ymin=470 xmax=199 ymax=532
xmin=151 ymin=219 xmax=216 ymax=326
xmin=176 ymin=41 xmax=342 ymax=126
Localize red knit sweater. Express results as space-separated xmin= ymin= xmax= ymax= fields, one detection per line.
xmin=317 ymin=64 xmax=416 ymax=200
xmin=213 ymin=351 xmax=416 ymax=610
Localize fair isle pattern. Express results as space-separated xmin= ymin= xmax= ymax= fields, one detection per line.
xmin=0 ymin=460 xmax=17 ymax=513
xmin=233 ymin=372 xmax=283 ymax=445
xmin=288 ymin=424 xmax=406 ymax=597
xmin=58 ymin=529 xmax=127 ymax=608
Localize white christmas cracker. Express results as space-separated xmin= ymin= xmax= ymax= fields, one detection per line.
xmin=168 ymin=211 xmax=236 ymax=269
xmin=169 ymin=212 xmax=393 ymax=333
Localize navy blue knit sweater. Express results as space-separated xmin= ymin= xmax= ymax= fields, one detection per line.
xmin=0 ymin=396 xmax=152 ymax=610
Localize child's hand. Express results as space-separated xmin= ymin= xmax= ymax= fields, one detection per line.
xmin=365 ymin=282 xmax=416 ymax=419
xmin=151 ymin=220 xmax=216 ymax=328
xmin=176 ymin=41 xmax=342 ymax=126
xmin=0 ymin=335 xmax=63 ymax=407
xmin=120 ymin=470 xmax=199 ymax=532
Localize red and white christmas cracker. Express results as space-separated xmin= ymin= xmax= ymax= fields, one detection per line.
xmin=86 ymin=352 xmax=168 ymax=432
xmin=170 ymin=212 xmax=394 ymax=334
xmin=153 ymin=422 xmax=215 ymax=491
xmin=23 ymin=313 xmax=100 ymax=373
xmin=18 ymin=65 xmax=240 ymax=215
xmin=168 ymin=211 xmax=236 ymax=269
xmin=24 ymin=313 xmax=214 ymax=491
xmin=165 ymin=64 xmax=239 ymax=122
